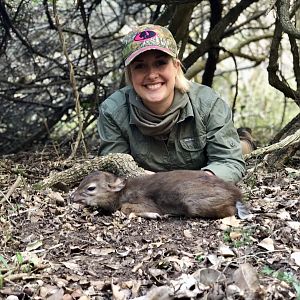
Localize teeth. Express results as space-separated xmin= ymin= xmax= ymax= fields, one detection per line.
xmin=146 ymin=83 xmax=161 ymax=90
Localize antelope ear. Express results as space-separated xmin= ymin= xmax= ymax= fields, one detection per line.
xmin=108 ymin=177 xmax=126 ymax=192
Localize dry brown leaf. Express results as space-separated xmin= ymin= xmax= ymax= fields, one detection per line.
xmin=148 ymin=268 xmax=166 ymax=278
xmin=221 ymin=216 xmax=241 ymax=227
xmin=226 ymin=284 xmax=241 ymax=297
xmin=183 ymin=229 xmax=193 ymax=238
xmin=52 ymin=276 xmax=68 ymax=288
xmin=258 ymin=238 xmax=275 ymax=251
xmin=46 ymin=287 xmax=64 ymax=300
xmin=66 ymin=274 xmax=81 ymax=282
xmin=90 ymin=280 xmax=106 ymax=290
xmin=132 ymin=262 xmax=143 ymax=273
xmin=25 ymin=240 xmax=43 ymax=251
xmin=230 ymin=231 xmax=242 ymax=240
xmin=218 ymin=223 xmax=230 ymax=231
xmin=291 ymin=252 xmax=300 ymax=266
xmin=170 ymin=274 xmax=205 ymax=298
xmin=78 ymin=296 xmax=90 ymax=300
xmin=131 ymin=280 xmax=142 ymax=298
xmin=6 ymin=296 xmax=19 ymax=300
xmin=111 ymin=281 xmax=130 ymax=300
xmin=62 ymin=261 xmax=82 ymax=272
xmin=166 ymin=256 xmax=194 ymax=271
xmin=193 ymin=268 xmax=226 ymax=286
xmin=218 ymin=244 xmax=235 ymax=257
xmin=207 ymin=254 xmax=224 ymax=266
xmin=137 ymin=286 xmax=173 ymax=300
xmin=47 ymin=190 xmax=65 ymax=205
xmin=277 ymin=210 xmax=291 ymax=220
xmin=287 ymin=221 xmax=300 ymax=231
xmin=40 ymin=285 xmax=55 ymax=298
xmin=232 ymin=263 xmax=260 ymax=293
xmin=116 ymin=248 xmax=131 ymax=257
xmin=105 ymin=263 xmax=121 ymax=270
xmin=70 ymin=288 xmax=85 ymax=299
xmin=28 ymin=207 xmax=45 ymax=223
xmin=89 ymin=247 xmax=115 ymax=256
xmin=285 ymin=167 xmax=300 ymax=176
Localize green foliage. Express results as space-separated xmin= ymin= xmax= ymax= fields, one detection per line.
xmin=223 ymin=230 xmax=231 ymax=243
xmin=195 ymin=255 xmax=205 ymax=263
xmin=0 ymin=255 xmax=8 ymax=289
xmin=15 ymin=252 xmax=24 ymax=265
xmin=223 ymin=227 xmax=254 ymax=248
xmin=214 ymin=65 xmax=299 ymax=145
xmin=0 ymin=252 xmax=35 ymax=288
xmin=261 ymin=265 xmax=273 ymax=276
xmin=0 ymin=255 xmax=9 ymax=269
xmin=262 ymin=266 xmax=300 ymax=299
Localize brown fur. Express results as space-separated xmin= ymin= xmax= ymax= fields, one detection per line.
xmin=237 ymin=127 xmax=256 ymax=155
xmin=72 ymin=170 xmax=243 ymax=219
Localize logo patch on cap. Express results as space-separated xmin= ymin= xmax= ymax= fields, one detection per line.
xmin=122 ymin=24 xmax=178 ymax=66
xmin=134 ymin=30 xmax=156 ymax=42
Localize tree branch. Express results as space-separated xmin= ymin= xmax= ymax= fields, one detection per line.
xmin=185 ymin=34 xmax=271 ymax=79
xmin=183 ymin=0 xmax=259 ymax=69
xmin=201 ymin=0 xmax=223 ymax=87
xmin=277 ymin=0 xmax=300 ymax=38
xmin=35 ymin=153 xmax=147 ymax=190
xmin=244 ymin=128 xmax=300 ymax=160
xmin=267 ymin=19 xmax=300 ymax=105
xmin=52 ymin=0 xmax=87 ymax=160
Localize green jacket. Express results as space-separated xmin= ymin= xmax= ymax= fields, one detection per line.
xmin=97 ymin=82 xmax=245 ymax=183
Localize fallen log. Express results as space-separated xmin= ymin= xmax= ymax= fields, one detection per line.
xmin=35 ymin=153 xmax=146 ymax=190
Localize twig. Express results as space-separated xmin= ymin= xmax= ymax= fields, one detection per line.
xmin=236 ymin=249 xmax=288 ymax=261
xmin=244 ymin=128 xmax=300 ymax=160
xmin=3 ymin=272 xmax=48 ymax=283
xmin=0 ymin=175 xmax=22 ymax=204
xmin=52 ymin=1 xmax=87 ymax=160
xmin=265 ymin=0 xmax=277 ymax=15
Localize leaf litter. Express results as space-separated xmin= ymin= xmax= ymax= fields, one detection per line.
xmin=0 ymin=150 xmax=299 ymax=299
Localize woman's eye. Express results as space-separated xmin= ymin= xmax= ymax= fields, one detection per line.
xmin=157 ymin=60 xmax=167 ymax=66
xmin=133 ymin=63 xmax=144 ymax=69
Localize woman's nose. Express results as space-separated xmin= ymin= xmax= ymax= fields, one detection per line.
xmin=147 ymin=67 xmax=158 ymax=79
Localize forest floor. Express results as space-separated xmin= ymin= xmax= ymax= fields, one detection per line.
xmin=0 ymin=149 xmax=300 ymax=300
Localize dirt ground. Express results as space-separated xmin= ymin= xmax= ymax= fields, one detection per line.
xmin=0 ymin=149 xmax=299 ymax=300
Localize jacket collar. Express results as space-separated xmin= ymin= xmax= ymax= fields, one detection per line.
xmin=128 ymin=87 xmax=194 ymax=124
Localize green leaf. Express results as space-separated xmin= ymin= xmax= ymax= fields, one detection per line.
xmin=15 ymin=252 xmax=24 ymax=265
xmin=0 ymin=255 xmax=9 ymax=268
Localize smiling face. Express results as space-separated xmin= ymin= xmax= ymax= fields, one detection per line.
xmin=128 ymin=50 xmax=179 ymax=115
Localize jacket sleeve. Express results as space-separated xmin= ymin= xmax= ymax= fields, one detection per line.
xmin=97 ymin=101 xmax=131 ymax=155
xmin=201 ymin=97 xmax=246 ymax=183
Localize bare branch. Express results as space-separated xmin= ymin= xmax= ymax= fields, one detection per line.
xmin=183 ymin=0 xmax=259 ymax=69
xmin=267 ymin=19 xmax=300 ymax=105
xmin=277 ymin=0 xmax=300 ymax=38
xmin=185 ymin=34 xmax=272 ymax=79
xmin=52 ymin=0 xmax=87 ymax=159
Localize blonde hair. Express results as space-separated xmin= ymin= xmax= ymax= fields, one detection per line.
xmin=124 ymin=58 xmax=190 ymax=93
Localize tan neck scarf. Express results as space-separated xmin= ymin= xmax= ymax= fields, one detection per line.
xmin=129 ymin=90 xmax=189 ymax=140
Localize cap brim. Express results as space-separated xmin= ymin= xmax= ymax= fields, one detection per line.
xmin=124 ymin=46 xmax=176 ymax=66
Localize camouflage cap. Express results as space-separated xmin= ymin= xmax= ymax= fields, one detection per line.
xmin=122 ymin=24 xmax=178 ymax=66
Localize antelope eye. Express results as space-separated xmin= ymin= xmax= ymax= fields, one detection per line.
xmin=87 ymin=185 xmax=96 ymax=192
